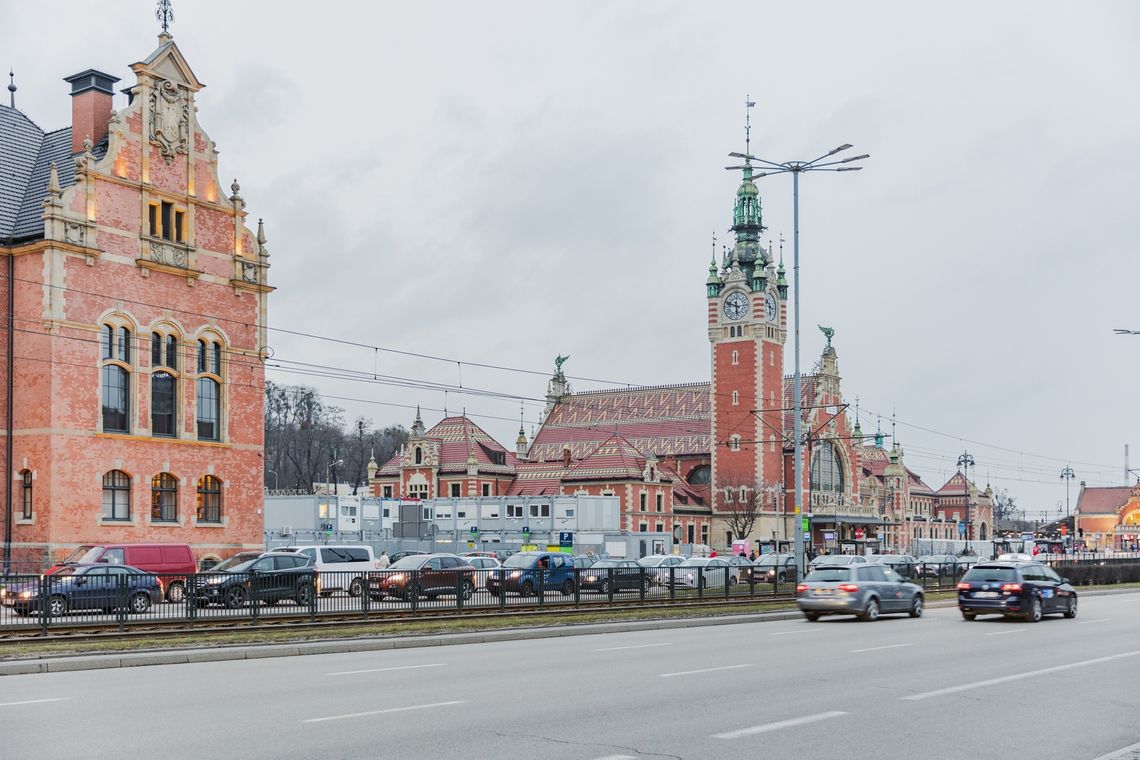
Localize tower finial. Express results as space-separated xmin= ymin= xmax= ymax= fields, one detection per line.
xmin=155 ymin=0 xmax=175 ymax=35
xmin=7 ymin=69 xmax=15 ymax=109
xmin=744 ymin=95 xmax=755 ymax=157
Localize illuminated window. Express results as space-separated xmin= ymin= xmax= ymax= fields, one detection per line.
xmin=151 ymin=472 xmax=178 ymax=522
xmin=197 ymin=476 xmax=223 ymax=523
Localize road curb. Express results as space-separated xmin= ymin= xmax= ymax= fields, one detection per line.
xmin=2 ymin=590 xmax=1134 ymax=676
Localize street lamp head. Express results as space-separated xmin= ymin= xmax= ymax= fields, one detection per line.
xmin=829 ymin=144 xmax=854 ymax=155
xmin=835 ymin=166 xmax=863 ymax=171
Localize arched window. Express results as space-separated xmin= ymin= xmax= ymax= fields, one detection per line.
xmin=19 ymin=470 xmax=32 ymax=519
xmin=151 ymin=372 xmax=176 ymax=436
xmin=687 ymin=465 xmax=711 ymax=485
xmin=100 ymin=322 xmax=133 ymax=433
xmin=196 ymin=335 xmax=224 ymax=441
xmin=197 ymin=475 xmax=223 ymax=523
xmin=731 ymin=350 xmax=739 ymax=366
xmin=731 ymin=390 xmax=739 ymax=406
xmin=415 ymin=446 xmax=423 ymax=464
xmin=151 ymin=472 xmax=178 ymax=522
xmin=102 ymin=470 xmax=131 ymax=520
xmin=810 ymin=441 xmax=845 ymax=493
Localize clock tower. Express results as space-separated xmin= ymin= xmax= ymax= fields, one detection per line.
xmin=707 ymin=152 xmax=788 ymax=539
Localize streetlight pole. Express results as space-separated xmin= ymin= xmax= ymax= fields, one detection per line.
xmin=957 ymin=451 xmax=975 ymax=553
xmin=1060 ymin=465 xmax=1075 ymax=547
xmin=727 ymin=144 xmax=870 ymax=577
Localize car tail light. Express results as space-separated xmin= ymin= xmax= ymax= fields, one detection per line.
xmin=837 ymin=583 xmax=859 ymax=592
xmin=956 ymin=582 xmax=970 ymax=590
xmin=1000 ymin=583 xmax=1021 ymax=592
xmin=795 ymin=583 xmax=808 ymax=593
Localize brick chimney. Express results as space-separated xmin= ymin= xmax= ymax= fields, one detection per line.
xmin=63 ymin=69 xmax=120 ymax=155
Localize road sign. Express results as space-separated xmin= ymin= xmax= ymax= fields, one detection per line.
xmin=854 ymin=529 xmax=865 ymax=539
xmin=801 ymin=517 xmax=809 ymax=532
xmin=558 ymin=531 xmax=573 ymax=547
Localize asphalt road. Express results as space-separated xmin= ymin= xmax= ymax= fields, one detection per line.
xmin=3 ymin=593 xmax=1140 ymax=760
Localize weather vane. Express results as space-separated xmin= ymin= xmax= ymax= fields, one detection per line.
xmin=156 ymin=0 xmax=175 ymax=34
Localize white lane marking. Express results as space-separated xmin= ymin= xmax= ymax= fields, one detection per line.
xmin=770 ymin=628 xmax=823 ymax=636
xmin=659 ymin=664 xmax=754 ymax=678
xmin=712 ymin=710 xmax=849 ymax=739
xmin=851 ymin=643 xmax=913 ymax=653
xmin=1078 ymin=618 xmax=1110 ymax=625
xmin=986 ymin=628 xmax=1025 ymax=636
xmin=304 ymin=700 xmax=465 ymax=723
xmin=902 ymin=650 xmax=1140 ymax=701
xmin=594 ymin=643 xmax=672 ymax=652
xmin=327 ymin=663 xmax=445 ymax=676
xmin=1092 ymin=740 xmax=1140 ymax=759
xmin=0 ymin=698 xmax=67 ymax=708
xmin=588 ymin=756 xmax=637 ymax=760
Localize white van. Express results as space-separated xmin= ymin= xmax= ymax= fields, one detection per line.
xmin=276 ymin=545 xmax=380 ymax=597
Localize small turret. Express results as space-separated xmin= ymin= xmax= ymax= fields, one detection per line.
xmin=411 ymin=406 xmax=426 ymax=438
xmin=776 ymin=257 xmax=788 ymax=299
xmin=706 ymin=254 xmax=723 ymax=297
xmin=366 ymin=449 xmax=378 ymax=481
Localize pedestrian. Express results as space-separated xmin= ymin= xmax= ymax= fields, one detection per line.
xmin=378 ymin=551 xmax=390 ymax=568
xmin=709 ymin=548 xmax=717 ymax=558
xmin=739 ymin=549 xmax=748 ymax=560
xmin=749 ymin=550 xmax=757 ymax=561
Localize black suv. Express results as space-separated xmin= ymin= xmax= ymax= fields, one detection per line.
xmin=190 ymin=551 xmax=316 ymax=608
xmin=957 ymin=561 xmax=1077 ymax=622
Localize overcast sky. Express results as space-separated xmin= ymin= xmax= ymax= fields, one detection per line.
xmin=5 ymin=1 xmax=1139 ymax=518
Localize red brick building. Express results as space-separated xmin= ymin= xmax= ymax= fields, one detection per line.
xmin=0 ymin=32 xmax=269 ymax=568
xmin=1076 ymin=482 xmax=1140 ymax=550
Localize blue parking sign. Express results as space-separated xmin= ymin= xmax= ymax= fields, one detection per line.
xmin=558 ymin=531 xmax=573 ymax=546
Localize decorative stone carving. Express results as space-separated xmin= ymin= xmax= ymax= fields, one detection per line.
xmin=241 ymin=261 xmax=259 ymax=283
xmin=149 ymin=241 xmax=187 ymax=268
xmin=63 ymin=222 xmax=86 ymax=246
xmin=149 ymin=78 xmax=189 ymax=163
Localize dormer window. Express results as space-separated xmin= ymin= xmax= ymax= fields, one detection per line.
xmin=414 ymin=447 xmax=423 ymax=465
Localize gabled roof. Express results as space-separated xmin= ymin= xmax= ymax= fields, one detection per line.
xmin=1076 ymin=485 xmax=1134 ymax=515
xmin=563 ymin=432 xmax=669 ymax=483
xmin=0 ymin=105 xmax=87 ymax=241
xmin=936 ymin=471 xmax=975 ymax=496
xmin=506 ymin=461 xmax=568 ymax=496
xmin=530 ymin=382 xmax=711 ymax=461
xmin=375 ymin=415 xmax=518 ymax=477
xmin=781 ymin=375 xmax=818 ymax=434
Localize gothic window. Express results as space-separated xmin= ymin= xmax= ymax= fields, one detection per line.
xmin=731 ymin=350 xmax=739 ymax=366
xmin=151 ymin=372 xmax=177 ymax=437
xmin=19 ymin=470 xmax=31 ymax=519
xmin=102 ymin=470 xmax=131 ymax=520
xmin=151 ymin=472 xmax=178 ymax=522
xmin=810 ymin=441 xmax=845 ymax=493
xmin=197 ymin=475 xmax=223 ymax=523
xmin=100 ymin=322 xmax=133 ymax=433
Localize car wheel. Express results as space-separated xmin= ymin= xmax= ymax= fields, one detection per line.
xmin=804 ymin=611 xmax=820 ymax=622
xmin=47 ymin=595 xmax=67 ymax=617
xmin=348 ymin=578 xmax=364 ymax=597
xmin=14 ymin=608 xmax=28 ymax=617
xmin=860 ymin=597 xmax=880 ymax=622
xmin=730 ymin=576 xmax=738 ymax=586
xmin=296 ymin=582 xmax=315 ymax=606
xmin=166 ymin=582 xmax=185 ymax=604
xmin=223 ymin=586 xmax=247 ymax=609
xmin=961 ymin=610 xmax=975 ymax=621
xmin=1025 ymin=595 xmax=1042 ymax=623
xmin=520 ymin=580 xmax=535 ymax=597
xmin=1064 ymin=596 xmax=1078 ymax=619
xmin=561 ymin=579 xmax=574 ymax=596
xmin=777 ymin=572 xmax=787 ymax=583
xmin=909 ymin=595 xmax=924 ymax=618
xmin=405 ymin=584 xmax=421 ymax=602
xmin=600 ymin=580 xmax=611 ymax=595
xmin=461 ymin=580 xmax=474 ymax=600
xmin=129 ymin=592 xmax=151 ymax=614
xmin=641 ymin=578 xmax=651 ymax=593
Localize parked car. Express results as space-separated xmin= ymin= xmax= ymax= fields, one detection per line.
xmin=796 ymin=563 xmax=924 ymax=622
xmin=368 ymin=554 xmax=475 ymax=601
xmin=722 ymin=554 xmax=751 ymax=583
xmin=957 ymin=561 xmax=1077 ymax=622
xmin=866 ymin=554 xmax=916 ymax=578
xmin=189 ymin=551 xmax=316 ymax=609
xmin=487 ymin=551 xmax=577 ymax=596
xmin=808 ymin=554 xmax=869 ymax=569
xmin=275 ymin=545 xmax=381 ymax=597
xmin=48 ymin=543 xmax=196 ymax=603
xmin=463 ymin=555 xmax=502 ymax=589
xmin=637 ymin=554 xmax=685 ymax=585
xmin=915 ymin=554 xmax=963 ymax=577
xmin=572 ymin=555 xmax=598 ymax=569
xmin=667 ymin=557 xmax=735 ymax=589
xmin=743 ymin=553 xmax=798 ymax=584
xmin=1 ymin=564 xmax=162 ymax=616
xmin=388 ymin=551 xmax=428 ymax=564
xmin=579 ymin=559 xmax=650 ymax=594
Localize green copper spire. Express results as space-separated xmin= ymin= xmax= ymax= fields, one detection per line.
xmin=706 ymin=232 xmax=723 ymax=297
xmin=728 ymin=97 xmax=766 ymax=282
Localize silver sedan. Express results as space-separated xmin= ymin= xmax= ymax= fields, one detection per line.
xmin=796 ymin=563 xmax=924 ymax=622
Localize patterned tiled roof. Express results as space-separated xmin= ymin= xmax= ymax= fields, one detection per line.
xmin=781 ymin=375 xmax=819 ymax=434
xmin=0 ymin=104 xmax=94 ymax=241
xmin=506 ymin=461 xmax=568 ymax=496
xmin=1076 ymin=486 xmax=1133 ymax=515
xmin=935 ymin=471 xmax=973 ymax=496
xmin=563 ymin=432 xmax=670 ymax=483
xmin=375 ymin=415 xmax=518 ymax=477
xmin=530 ymin=383 xmax=711 ymax=461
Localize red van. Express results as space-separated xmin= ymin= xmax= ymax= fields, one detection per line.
xmin=50 ymin=544 xmax=197 ymax=602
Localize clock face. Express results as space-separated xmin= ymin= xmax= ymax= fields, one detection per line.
xmin=723 ymin=292 xmax=749 ymax=321
xmin=764 ymin=293 xmax=778 ymax=322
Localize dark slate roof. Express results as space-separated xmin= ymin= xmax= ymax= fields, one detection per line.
xmin=0 ymin=104 xmax=95 ymax=242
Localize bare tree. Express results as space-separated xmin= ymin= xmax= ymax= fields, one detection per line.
xmin=719 ymin=474 xmax=763 ymax=545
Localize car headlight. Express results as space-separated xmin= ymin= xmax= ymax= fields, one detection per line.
xmin=389 ymin=573 xmax=406 ymax=582
xmin=206 ymin=576 xmax=227 ymax=585
xmin=18 ymin=590 xmax=34 ymax=599
xmin=509 ymin=571 xmax=522 ymax=579
xmin=585 ymin=575 xmax=598 ymax=583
